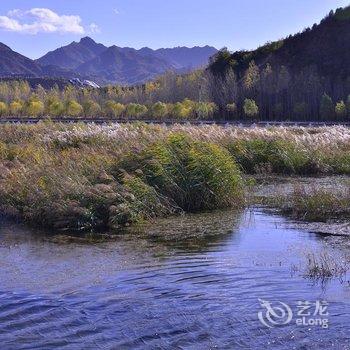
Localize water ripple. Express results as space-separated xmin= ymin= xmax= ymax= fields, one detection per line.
xmin=0 ymin=209 xmax=349 ymax=349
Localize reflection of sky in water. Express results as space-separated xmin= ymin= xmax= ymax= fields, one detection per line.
xmin=0 ymin=208 xmax=349 ymax=349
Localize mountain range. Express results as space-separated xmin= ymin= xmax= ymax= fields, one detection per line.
xmin=0 ymin=37 xmax=217 ymax=85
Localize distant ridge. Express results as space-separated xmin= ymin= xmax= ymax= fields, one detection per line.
xmin=75 ymin=45 xmax=176 ymax=85
xmin=35 ymin=37 xmax=218 ymax=84
xmin=150 ymin=46 xmax=218 ymax=69
xmin=0 ymin=37 xmax=217 ymax=86
xmin=0 ymin=36 xmax=217 ymax=85
xmin=0 ymin=42 xmax=43 ymax=77
xmin=36 ymin=37 xmax=108 ymax=70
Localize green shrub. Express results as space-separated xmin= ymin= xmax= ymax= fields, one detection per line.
xmin=226 ymin=103 xmax=237 ymax=114
xmin=335 ymin=100 xmax=347 ymax=119
xmin=170 ymin=102 xmax=185 ymax=119
xmin=0 ymin=141 xmax=8 ymax=159
xmin=125 ymin=103 xmax=148 ymax=118
xmin=293 ymin=102 xmax=307 ymax=118
xmin=194 ymin=102 xmax=216 ymax=119
xmin=119 ymin=133 xmax=244 ymax=211
xmin=243 ymin=99 xmax=259 ymax=117
xmin=228 ymin=139 xmax=315 ymax=175
xmin=325 ymin=152 xmax=350 ymax=174
xmin=320 ymin=93 xmax=334 ymax=119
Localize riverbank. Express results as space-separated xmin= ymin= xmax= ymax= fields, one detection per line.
xmin=253 ymin=176 xmax=350 ymax=237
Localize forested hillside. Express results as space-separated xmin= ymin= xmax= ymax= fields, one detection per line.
xmin=207 ymin=6 xmax=350 ymax=120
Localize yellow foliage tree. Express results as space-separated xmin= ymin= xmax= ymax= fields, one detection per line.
xmin=0 ymin=101 xmax=8 ymax=116
xmin=27 ymin=100 xmax=44 ymax=116
xmin=66 ymin=100 xmax=83 ymax=117
xmin=9 ymin=100 xmax=23 ymax=116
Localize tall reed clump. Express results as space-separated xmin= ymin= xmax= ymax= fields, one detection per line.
xmin=227 ymin=139 xmax=314 ymax=175
xmin=0 ymin=125 xmax=244 ymax=231
xmin=117 ymin=133 xmax=244 ymax=212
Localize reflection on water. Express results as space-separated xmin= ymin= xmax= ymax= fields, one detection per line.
xmin=0 ymin=209 xmax=349 ymax=349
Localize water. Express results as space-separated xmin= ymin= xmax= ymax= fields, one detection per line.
xmin=0 ymin=209 xmax=349 ymax=349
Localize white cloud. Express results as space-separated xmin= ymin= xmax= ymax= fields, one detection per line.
xmin=113 ymin=8 xmax=119 ymax=15
xmin=88 ymin=23 xmax=100 ymax=34
xmin=7 ymin=9 xmax=22 ymax=17
xmin=0 ymin=16 xmax=22 ymax=32
xmin=0 ymin=8 xmax=98 ymax=35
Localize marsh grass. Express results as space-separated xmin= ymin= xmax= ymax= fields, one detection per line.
xmin=1 ymin=123 xmax=350 ymax=231
xmin=266 ymin=184 xmax=350 ymax=221
xmin=304 ymin=251 xmax=349 ymax=282
xmin=290 ymin=250 xmax=349 ymax=285
xmin=0 ymin=124 xmax=244 ymax=231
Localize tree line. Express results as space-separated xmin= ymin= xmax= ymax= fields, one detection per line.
xmin=0 ymin=80 xmax=216 ymax=119
xmin=206 ymin=57 xmax=350 ymax=121
xmin=1 ymin=60 xmax=350 ymax=121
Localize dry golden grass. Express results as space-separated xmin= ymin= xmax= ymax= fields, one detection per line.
xmin=1 ymin=122 xmax=350 ymax=230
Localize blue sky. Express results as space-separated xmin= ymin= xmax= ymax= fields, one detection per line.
xmin=0 ymin=0 xmax=349 ymax=59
